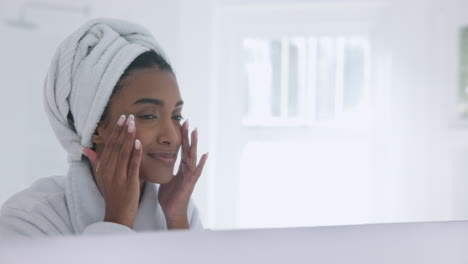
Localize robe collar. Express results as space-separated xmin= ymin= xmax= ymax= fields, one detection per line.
xmin=65 ymin=161 xmax=167 ymax=233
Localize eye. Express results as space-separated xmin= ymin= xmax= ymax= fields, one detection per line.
xmin=139 ymin=114 xmax=157 ymax=119
xmin=173 ymin=115 xmax=184 ymax=122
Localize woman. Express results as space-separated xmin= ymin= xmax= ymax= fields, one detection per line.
xmin=0 ymin=18 xmax=207 ymax=236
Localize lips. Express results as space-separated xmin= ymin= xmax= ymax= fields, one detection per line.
xmin=147 ymin=153 xmax=176 ymax=166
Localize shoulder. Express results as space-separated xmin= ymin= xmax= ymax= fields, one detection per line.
xmin=2 ymin=176 xmax=66 ymax=212
xmin=0 ymin=176 xmax=72 ymax=236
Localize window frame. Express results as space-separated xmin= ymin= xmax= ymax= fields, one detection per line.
xmin=242 ymin=35 xmax=372 ymax=127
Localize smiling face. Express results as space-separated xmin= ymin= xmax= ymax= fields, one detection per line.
xmin=92 ymin=67 xmax=183 ymax=184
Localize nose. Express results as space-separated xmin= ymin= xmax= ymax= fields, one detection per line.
xmin=157 ymin=117 xmax=180 ymax=145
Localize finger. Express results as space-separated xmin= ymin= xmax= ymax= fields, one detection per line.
xmin=81 ymin=148 xmax=98 ymax=171
xmin=128 ymin=139 xmax=143 ymax=183
xmin=193 ymin=153 xmax=208 ymax=182
xmin=102 ymin=115 xmax=132 ymax=180
xmin=181 ymin=120 xmax=190 ymax=164
xmin=189 ymin=128 xmax=198 ymax=168
xmin=116 ymin=115 xmax=136 ymax=178
xmin=99 ymin=114 xmax=127 ymax=171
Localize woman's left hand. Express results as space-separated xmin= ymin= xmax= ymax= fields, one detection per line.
xmin=158 ymin=120 xmax=208 ymax=229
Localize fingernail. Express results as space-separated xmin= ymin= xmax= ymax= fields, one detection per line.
xmin=126 ymin=114 xmax=134 ymax=125
xmin=186 ymin=119 xmax=189 ymax=127
xmin=117 ymin=115 xmax=126 ymax=126
xmin=80 ymin=147 xmax=87 ymax=157
xmin=128 ymin=121 xmax=135 ymax=133
xmin=135 ymin=139 xmax=141 ymax=150
xmin=194 ymin=128 xmax=198 ymax=135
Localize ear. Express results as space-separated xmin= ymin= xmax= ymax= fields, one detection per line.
xmin=91 ymin=121 xmax=106 ymax=145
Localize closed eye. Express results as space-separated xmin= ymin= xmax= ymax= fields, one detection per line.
xmin=139 ymin=114 xmax=157 ymax=119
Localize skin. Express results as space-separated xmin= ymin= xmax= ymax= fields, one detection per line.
xmin=81 ymin=67 xmax=208 ymax=229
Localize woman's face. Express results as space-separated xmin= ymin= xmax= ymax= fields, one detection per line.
xmin=93 ymin=67 xmax=183 ymax=184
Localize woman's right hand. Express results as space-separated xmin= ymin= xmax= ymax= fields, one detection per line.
xmin=80 ymin=114 xmax=143 ymax=229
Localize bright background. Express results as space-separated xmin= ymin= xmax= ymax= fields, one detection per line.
xmin=1 ymin=0 xmax=468 ymax=230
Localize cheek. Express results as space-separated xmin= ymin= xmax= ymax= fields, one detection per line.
xmin=134 ymin=129 xmax=151 ymax=149
xmin=134 ymin=123 xmax=183 ymax=148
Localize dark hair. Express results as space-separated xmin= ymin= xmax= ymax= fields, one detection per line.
xmin=99 ymin=50 xmax=174 ymax=123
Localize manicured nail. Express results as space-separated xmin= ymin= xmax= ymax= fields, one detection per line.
xmin=80 ymin=147 xmax=87 ymax=157
xmin=128 ymin=121 xmax=135 ymax=133
xmin=135 ymin=139 xmax=141 ymax=150
xmin=186 ymin=119 xmax=189 ymax=128
xmin=126 ymin=114 xmax=134 ymax=125
xmin=194 ymin=128 xmax=198 ymax=136
xmin=117 ymin=115 xmax=126 ymax=126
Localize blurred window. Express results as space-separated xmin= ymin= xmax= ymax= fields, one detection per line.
xmin=242 ymin=37 xmax=370 ymax=128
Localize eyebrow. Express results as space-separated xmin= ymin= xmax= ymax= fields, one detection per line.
xmin=133 ymin=98 xmax=184 ymax=107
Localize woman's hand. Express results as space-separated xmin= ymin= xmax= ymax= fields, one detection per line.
xmin=158 ymin=120 xmax=208 ymax=229
xmin=81 ymin=114 xmax=143 ymax=229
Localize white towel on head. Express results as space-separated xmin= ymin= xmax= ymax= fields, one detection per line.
xmin=44 ymin=17 xmax=168 ymax=162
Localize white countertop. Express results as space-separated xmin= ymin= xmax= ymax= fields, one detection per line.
xmin=1 ymin=220 xmax=467 ymax=264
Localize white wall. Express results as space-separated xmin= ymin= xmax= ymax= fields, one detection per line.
xmin=370 ymin=0 xmax=468 ymax=223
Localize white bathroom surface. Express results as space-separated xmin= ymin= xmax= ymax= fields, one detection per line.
xmin=1 ymin=221 xmax=467 ymax=264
